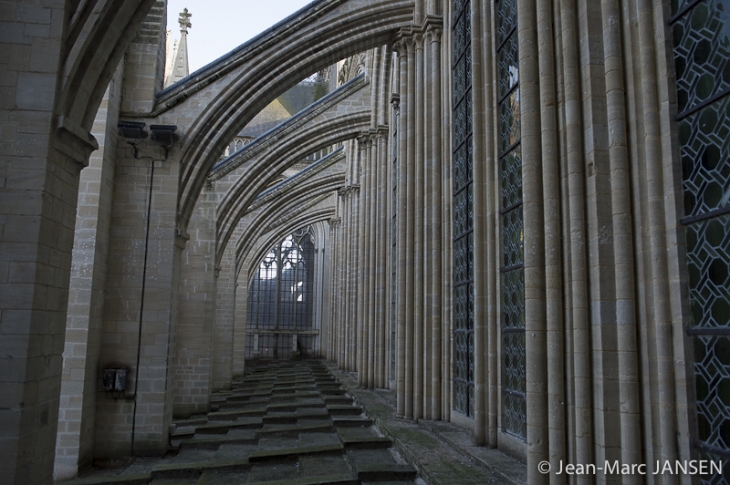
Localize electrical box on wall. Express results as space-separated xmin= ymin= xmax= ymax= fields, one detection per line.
xmin=103 ymin=367 xmax=127 ymax=393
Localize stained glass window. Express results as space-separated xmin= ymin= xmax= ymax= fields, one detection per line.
xmin=672 ymin=0 xmax=730 ymax=479
xmin=246 ymin=228 xmax=316 ymax=359
xmin=497 ymin=0 xmax=526 ymax=440
xmin=452 ymin=0 xmax=475 ymax=417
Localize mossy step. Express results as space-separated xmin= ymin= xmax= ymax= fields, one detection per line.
xmin=324 ymin=396 xmax=354 ymax=405
xmin=249 ymin=443 xmax=344 ymax=462
xmin=355 ymin=465 xmax=417 ymax=481
xmin=55 ymin=473 xmax=151 ymax=485
xmin=245 ymin=473 xmax=358 ymax=485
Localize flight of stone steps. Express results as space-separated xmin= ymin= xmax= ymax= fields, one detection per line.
xmin=64 ymin=360 xmax=420 ymax=485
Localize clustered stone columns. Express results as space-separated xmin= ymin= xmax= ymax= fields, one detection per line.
xmin=501 ymin=0 xmax=689 ymax=478
xmin=391 ymin=12 xmax=447 ymax=421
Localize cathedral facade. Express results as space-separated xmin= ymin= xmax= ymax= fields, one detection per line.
xmin=0 ymin=0 xmax=728 ymax=483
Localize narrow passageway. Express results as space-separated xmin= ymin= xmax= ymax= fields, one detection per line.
xmin=62 ymin=360 xmax=419 ymax=484
xmin=60 ymin=360 xmax=521 ymax=485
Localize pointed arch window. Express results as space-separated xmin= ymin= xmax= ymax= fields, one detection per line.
xmin=246 ymin=228 xmax=316 ymax=358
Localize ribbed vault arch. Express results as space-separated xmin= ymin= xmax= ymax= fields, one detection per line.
xmin=215 ymin=112 xmax=370 ymax=264
xmin=60 ymin=0 xmax=157 ymax=131
xmin=158 ymin=0 xmax=414 ymax=231
xmin=235 ymin=173 xmax=345 ymax=275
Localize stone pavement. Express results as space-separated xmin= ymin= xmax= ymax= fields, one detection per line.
xmin=58 ymin=360 xmax=524 ymax=485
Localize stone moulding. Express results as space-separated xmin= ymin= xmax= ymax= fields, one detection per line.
xmin=247 ymin=147 xmax=346 ymax=214
xmin=263 ymin=193 xmax=334 ymax=235
xmin=54 ymin=115 xmax=99 ymax=167
xmin=208 ymin=74 xmax=367 ymax=181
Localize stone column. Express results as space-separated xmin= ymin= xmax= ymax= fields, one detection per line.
xmin=356 ymin=138 xmax=368 ymax=383
xmin=633 ymin=0 xmax=679 ymax=473
xmin=376 ymin=127 xmax=389 ymax=388
xmin=173 ymin=184 xmax=216 ymax=417
xmin=558 ymin=0 xmax=592 ymax=472
xmin=517 ymin=0 xmax=548 ymax=481
xmin=395 ymin=36 xmax=409 ymax=417
xmin=54 ymin=66 xmax=123 ymax=480
xmin=424 ymin=20 xmax=443 ymax=421
xmin=232 ymin=273 xmax=248 ymax=377
xmin=95 ymin=156 xmax=184 ymax=457
xmin=600 ymin=0 xmax=644 ymax=476
xmin=212 ymin=222 xmax=238 ymax=390
xmin=366 ymin=134 xmax=377 ymax=388
xmin=537 ymin=0 xmax=567 ymax=476
xmin=413 ymin=32 xmax=425 ymax=420
xmin=404 ymin=34 xmax=417 ymax=418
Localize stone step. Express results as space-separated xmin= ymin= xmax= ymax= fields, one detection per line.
xmin=243 ymin=474 xmax=359 ymax=485
xmin=255 ymin=422 xmax=334 ymax=438
xmin=355 ymin=465 xmax=418 ymax=482
xmin=178 ymin=434 xmax=257 ymax=450
xmin=207 ymin=408 xmax=266 ymax=421
xmin=249 ymin=443 xmax=345 ymax=463
xmin=326 ymin=404 xmax=363 ymax=415
xmin=341 ymin=435 xmax=392 ymax=449
xmin=332 ymin=417 xmax=373 ymax=427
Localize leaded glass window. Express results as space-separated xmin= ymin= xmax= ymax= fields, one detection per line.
xmin=246 ymin=228 xmax=316 ymax=359
xmin=452 ymin=0 xmax=475 ymax=417
xmin=497 ymin=0 xmax=526 ymax=440
xmin=671 ymin=0 xmax=730 ymax=480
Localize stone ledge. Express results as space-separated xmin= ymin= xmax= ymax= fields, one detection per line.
xmin=330 ymin=364 xmax=525 ymax=485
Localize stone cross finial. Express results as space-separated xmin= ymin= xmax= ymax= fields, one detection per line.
xmin=178 ymin=8 xmax=192 ymax=34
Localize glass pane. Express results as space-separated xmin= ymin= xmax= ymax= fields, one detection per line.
xmin=501 ymin=146 xmax=523 ymax=209
xmin=680 ymin=96 xmax=730 ymax=218
xmin=686 ymin=215 xmax=730 ymax=330
xmin=673 ymin=0 xmax=730 ymax=113
xmin=499 ymin=89 xmax=521 ymax=155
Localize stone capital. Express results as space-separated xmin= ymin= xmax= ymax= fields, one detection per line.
xmin=424 ymin=16 xmax=443 ymax=43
